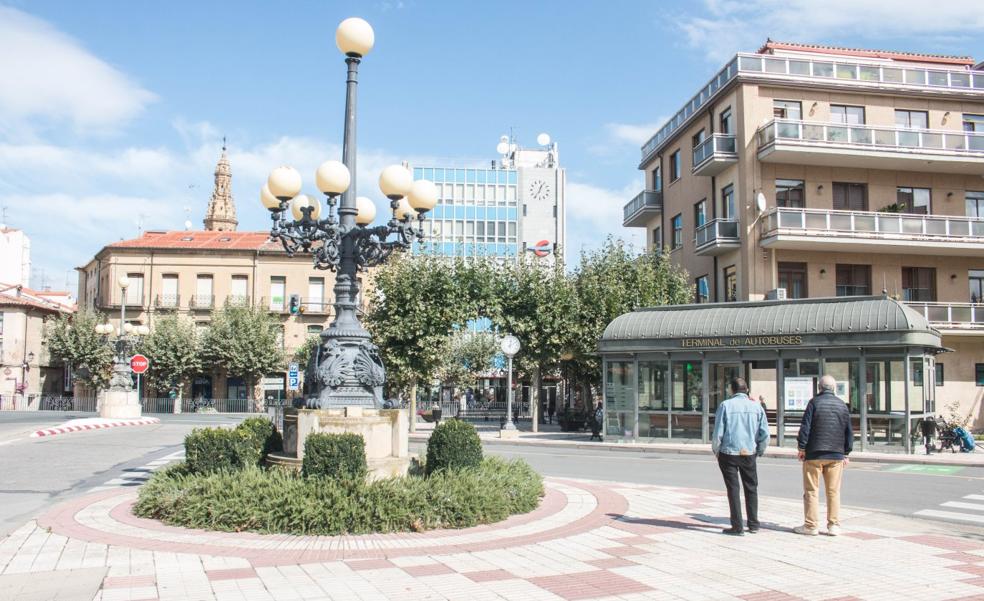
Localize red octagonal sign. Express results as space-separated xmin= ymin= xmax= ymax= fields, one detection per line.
xmin=130 ymin=354 xmax=150 ymax=374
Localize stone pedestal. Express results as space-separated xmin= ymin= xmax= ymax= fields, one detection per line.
xmin=98 ymin=389 xmax=142 ymax=419
xmin=498 ymin=428 xmax=519 ymax=439
xmin=270 ymin=406 xmax=411 ymax=480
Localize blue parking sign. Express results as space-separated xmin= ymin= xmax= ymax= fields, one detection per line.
xmin=287 ymin=362 xmax=300 ymax=391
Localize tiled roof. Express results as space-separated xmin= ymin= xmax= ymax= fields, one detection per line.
xmin=107 ymin=230 xmax=280 ymax=251
xmin=758 ymin=40 xmax=975 ymax=66
xmin=0 ymin=283 xmax=74 ymax=313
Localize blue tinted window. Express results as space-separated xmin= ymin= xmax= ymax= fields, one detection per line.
xmin=465 ymin=170 xmax=474 ymax=183
xmin=413 ymin=168 xmax=422 ymax=179
xmin=465 ymin=206 xmax=475 ymax=219
xmin=463 ymin=243 xmax=472 ymax=255
xmin=507 ymin=208 xmax=518 ymax=220
xmin=497 ymin=208 xmax=506 ymax=220
xmin=455 ymin=207 xmax=465 ymax=219
xmin=508 ymin=171 xmax=517 ymax=184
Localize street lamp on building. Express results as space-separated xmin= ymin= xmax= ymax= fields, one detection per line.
xmin=260 ymin=17 xmax=438 ymax=409
xmin=500 ymin=335 xmax=521 ymax=431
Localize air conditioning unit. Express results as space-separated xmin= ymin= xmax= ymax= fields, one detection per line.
xmin=766 ymin=288 xmax=787 ymax=301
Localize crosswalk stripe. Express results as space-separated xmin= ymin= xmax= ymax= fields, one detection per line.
xmin=963 ymin=495 xmax=984 ymax=502
xmin=941 ymin=501 xmax=984 ymax=512
xmin=915 ymin=509 xmax=984 ymax=524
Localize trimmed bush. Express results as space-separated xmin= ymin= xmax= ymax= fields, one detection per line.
xmin=236 ymin=416 xmax=283 ymax=457
xmin=185 ymin=427 xmax=262 ymax=474
xmin=426 ymin=419 xmax=482 ymax=475
xmin=302 ymin=433 xmax=367 ymax=480
xmin=134 ymin=457 xmax=543 ymax=535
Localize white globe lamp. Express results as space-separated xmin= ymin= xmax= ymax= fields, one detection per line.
xmin=315 ymin=160 xmax=351 ymax=195
xmin=267 ymin=166 xmax=303 ymax=199
xmin=336 ymin=18 xmax=375 ymax=57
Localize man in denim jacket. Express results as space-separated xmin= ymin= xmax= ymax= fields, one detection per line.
xmin=712 ymin=377 xmax=769 ymax=536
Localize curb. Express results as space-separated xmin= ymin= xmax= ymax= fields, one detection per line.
xmin=408 ymin=433 xmax=984 ymax=467
xmin=31 ymin=417 xmax=161 ymax=438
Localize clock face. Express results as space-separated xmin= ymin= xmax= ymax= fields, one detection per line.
xmin=500 ymin=336 xmax=521 ymax=356
xmin=528 ymin=179 xmax=551 ymax=201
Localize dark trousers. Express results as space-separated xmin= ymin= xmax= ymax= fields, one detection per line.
xmin=717 ymin=453 xmax=759 ymax=531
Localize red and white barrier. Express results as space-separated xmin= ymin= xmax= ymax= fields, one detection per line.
xmin=31 ymin=417 xmax=160 ymax=438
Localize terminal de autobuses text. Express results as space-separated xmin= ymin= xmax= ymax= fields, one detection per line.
xmin=680 ymin=335 xmax=803 ymax=348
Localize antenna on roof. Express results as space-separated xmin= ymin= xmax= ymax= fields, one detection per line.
xmin=0 ymin=204 xmax=8 ymax=228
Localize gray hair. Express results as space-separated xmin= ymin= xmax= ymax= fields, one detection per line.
xmin=819 ymin=374 xmax=836 ymax=392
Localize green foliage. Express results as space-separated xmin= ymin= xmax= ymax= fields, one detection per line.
xmin=293 ymin=334 xmax=320 ymax=369
xmin=237 ymin=416 xmax=283 ymax=457
xmin=45 ymin=310 xmax=114 ymax=390
xmin=201 ymin=305 xmax=284 ymax=399
xmin=301 ymin=433 xmax=368 ymax=480
xmin=138 ymin=314 xmax=201 ymax=396
xmin=134 ymin=457 xmax=543 ymax=535
xmin=426 ymin=419 xmax=483 ymax=475
xmin=434 ymin=331 xmax=499 ymax=391
xmin=184 ymin=427 xmax=262 ymax=474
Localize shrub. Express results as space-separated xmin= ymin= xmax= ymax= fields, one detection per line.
xmin=302 ymin=433 xmax=367 ymax=480
xmin=426 ymin=419 xmax=482 ymax=475
xmin=185 ymin=427 xmax=262 ymax=474
xmin=236 ymin=416 xmax=283 ymax=457
xmin=134 ymin=457 xmax=543 ymax=535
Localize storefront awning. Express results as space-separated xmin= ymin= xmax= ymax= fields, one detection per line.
xmin=600 ymin=296 xmax=943 ymax=353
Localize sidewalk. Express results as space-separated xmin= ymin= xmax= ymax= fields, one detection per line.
xmin=4 ymin=474 xmax=984 ymax=600
xmin=410 ymin=422 xmax=984 ymax=466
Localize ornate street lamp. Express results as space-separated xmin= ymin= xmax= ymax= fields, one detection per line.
xmin=262 ymin=17 xmax=438 ymax=409
xmin=96 ymin=321 xmax=149 ymax=392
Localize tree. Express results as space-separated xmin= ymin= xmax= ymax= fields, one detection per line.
xmin=293 ymin=334 xmax=320 ymax=369
xmin=201 ymin=305 xmax=284 ymax=402
xmin=138 ymin=315 xmax=201 ymax=397
xmin=46 ymin=310 xmax=113 ymax=391
xmin=433 ymin=330 xmax=499 ymax=395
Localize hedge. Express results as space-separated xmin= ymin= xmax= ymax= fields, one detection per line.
xmin=426 ymin=419 xmax=482 ymax=475
xmin=302 ymin=433 xmax=367 ymax=480
xmin=134 ymin=457 xmax=543 ymax=536
xmin=237 ymin=416 xmax=283 ymax=457
xmin=184 ymin=427 xmax=261 ymax=474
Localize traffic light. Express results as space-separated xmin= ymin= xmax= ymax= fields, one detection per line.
xmin=288 ymin=294 xmax=301 ymax=315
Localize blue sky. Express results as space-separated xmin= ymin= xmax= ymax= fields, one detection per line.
xmin=1 ymin=0 xmax=983 ymax=291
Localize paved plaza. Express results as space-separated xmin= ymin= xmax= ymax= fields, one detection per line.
xmin=4 ymin=473 xmax=984 ymax=601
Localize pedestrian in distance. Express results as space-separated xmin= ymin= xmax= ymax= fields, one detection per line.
xmin=794 ymin=374 xmax=852 ymax=537
xmin=589 ymin=401 xmax=604 ymax=441
xmin=712 ymin=377 xmax=769 ymax=536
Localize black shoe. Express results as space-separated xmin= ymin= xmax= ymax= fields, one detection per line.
xmin=747 ymin=527 xmax=759 ymax=534
xmin=721 ymin=528 xmax=744 ymax=536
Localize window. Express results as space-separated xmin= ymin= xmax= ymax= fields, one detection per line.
xmin=833 ymin=182 xmax=867 ymax=211
xmin=671 ymin=214 xmax=683 ymax=249
xmin=160 ymin=275 xmax=178 ymax=307
xmin=307 ymin=277 xmax=325 ymax=312
xmin=965 ymin=114 xmax=984 ymax=133
xmin=902 ymin=267 xmax=936 ymax=302
xmin=307 ymin=325 xmax=322 ymax=335
xmin=776 ymin=179 xmax=805 ymax=208
xmin=692 ymin=129 xmax=706 ymax=149
xmin=695 ymin=275 xmax=709 ymax=304
xmin=895 ymin=109 xmax=928 ymax=129
xmin=969 ymin=270 xmax=984 ymax=304
xmin=967 ymin=191 xmax=984 ymax=218
xmin=721 ymin=184 xmax=735 ymax=219
xmin=195 ymin=275 xmax=212 ymax=307
xmin=125 ymin=273 xmax=144 ymax=306
xmin=830 ymin=105 xmax=865 ymax=125
xmin=652 ymin=227 xmax=662 ymax=251
xmin=778 ymin=262 xmax=808 ymax=299
xmin=723 ymin=266 xmax=737 ymax=302
xmin=897 ymin=187 xmax=931 ymax=214
xmin=694 ymin=199 xmax=707 ymax=230
xmin=836 ymin=264 xmax=871 ymax=296
xmin=652 ymin=166 xmax=662 ymax=192
xmin=669 ymin=151 xmax=681 ymax=182
xmin=719 ymin=107 xmax=733 ymax=135
xmin=773 ymin=100 xmax=802 ymax=120
xmin=935 ymin=363 xmax=944 ymax=387
xmin=230 ymin=275 xmax=248 ymax=305
xmin=977 ymin=364 xmax=984 ymax=386
xmin=269 ymin=276 xmax=285 ymax=310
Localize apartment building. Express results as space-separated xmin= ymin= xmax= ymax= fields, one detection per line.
xmin=0 ymin=284 xmax=73 ymax=404
xmin=76 ymin=149 xmax=342 ymax=402
xmin=621 ymin=40 xmax=984 ymax=438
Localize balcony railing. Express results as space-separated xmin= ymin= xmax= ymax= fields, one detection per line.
xmin=692 ymin=134 xmax=738 ymax=176
xmin=694 ymin=218 xmax=740 ymax=255
xmin=640 ymin=52 xmax=984 ymax=164
xmin=758 ymin=119 xmax=984 ymax=154
xmin=761 ymin=207 xmax=984 ymax=242
xmin=263 ymin=297 xmax=287 ymax=313
xmin=905 ymin=302 xmax=984 ymax=330
xmin=226 ymin=294 xmax=250 ymax=307
xmin=302 ymin=299 xmax=330 ymax=314
xmin=190 ymin=294 xmax=214 ymax=309
xmin=155 ymin=294 xmax=180 ymax=309
xmin=622 ymin=190 xmax=663 ymax=227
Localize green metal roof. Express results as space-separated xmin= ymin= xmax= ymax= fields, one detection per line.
xmin=600 ymin=296 xmax=942 ymax=353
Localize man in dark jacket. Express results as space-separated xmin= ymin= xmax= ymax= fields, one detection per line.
xmin=794 ymin=374 xmax=852 ymax=536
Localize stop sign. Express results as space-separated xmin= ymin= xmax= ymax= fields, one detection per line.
xmin=130 ymin=354 xmax=150 ymax=374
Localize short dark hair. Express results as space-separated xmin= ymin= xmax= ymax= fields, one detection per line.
xmin=730 ymin=378 xmax=748 ymax=394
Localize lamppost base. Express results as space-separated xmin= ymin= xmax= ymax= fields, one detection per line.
xmin=498 ymin=426 xmax=519 ymax=439
xmin=98 ymin=389 xmax=142 ymax=419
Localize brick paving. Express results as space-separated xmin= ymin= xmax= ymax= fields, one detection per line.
xmin=3 ymin=477 xmax=984 ymax=600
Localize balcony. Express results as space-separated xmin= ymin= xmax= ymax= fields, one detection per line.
xmin=262 ymin=297 xmax=287 ymax=313
xmin=694 ymin=219 xmax=740 ymax=256
xmin=302 ymin=299 xmax=330 ymax=314
xmin=905 ymin=302 xmax=984 ymax=335
xmin=757 ymin=119 xmax=984 ymax=174
xmin=155 ymin=294 xmax=180 ymax=310
xmin=622 ymin=190 xmax=663 ymax=227
xmin=692 ymin=134 xmax=738 ymax=176
xmin=225 ymin=295 xmax=250 ymax=307
xmin=760 ymin=207 xmax=984 ymax=256
xmin=190 ymin=294 xmax=214 ymax=310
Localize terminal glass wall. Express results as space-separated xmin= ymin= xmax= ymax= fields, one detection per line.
xmin=605 ymin=360 xmax=635 ymax=440
xmin=671 ymin=361 xmax=703 ymax=440
xmin=638 ymin=361 xmax=668 ymax=438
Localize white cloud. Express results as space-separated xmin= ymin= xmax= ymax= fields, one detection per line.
xmin=564 ymin=180 xmax=645 ymax=262
xmin=0 ymin=6 xmax=156 ymax=134
xmin=605 ymin=122 xmax=664 ymax=147
xmin=680 ymin=0 xmax=984 ymax=62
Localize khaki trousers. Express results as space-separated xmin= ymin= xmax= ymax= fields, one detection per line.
xmin=802 ymin=459 xmax=844 ymax=530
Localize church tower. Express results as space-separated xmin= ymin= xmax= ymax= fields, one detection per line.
xmin=203 ymin=141 xmax=238 ymax=231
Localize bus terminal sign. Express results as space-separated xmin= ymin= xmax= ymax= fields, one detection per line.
xmin=681 ymin=335 xmax=803 ymax=349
